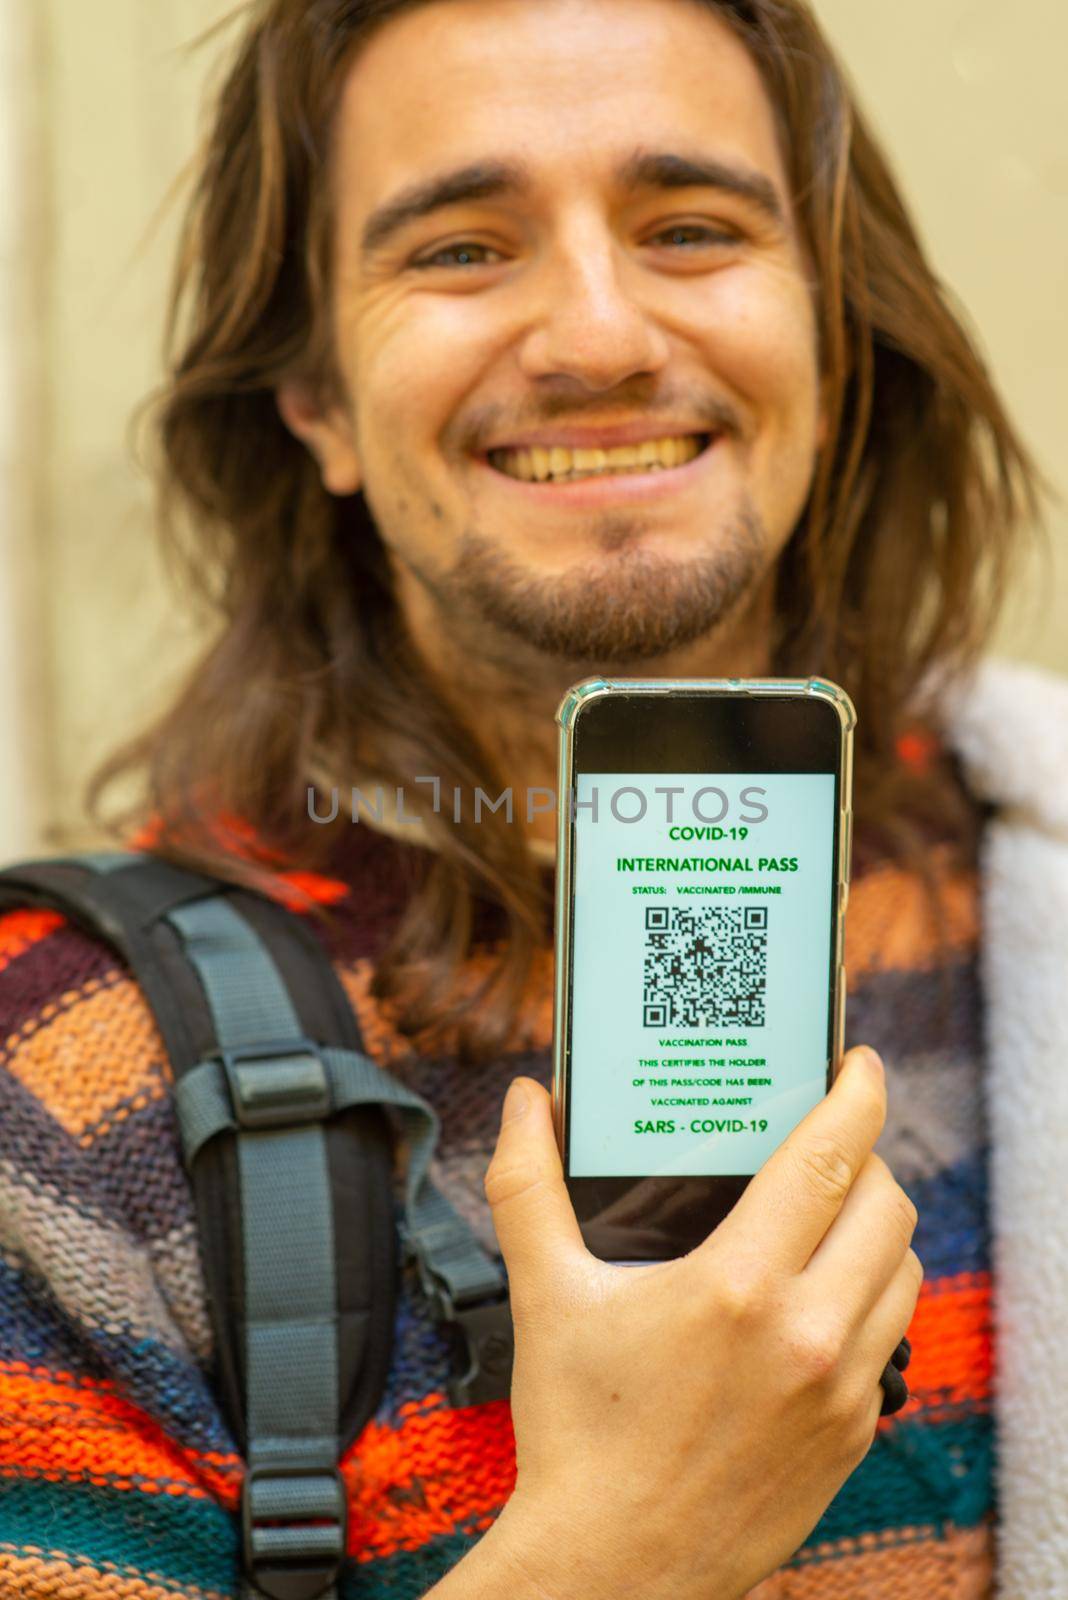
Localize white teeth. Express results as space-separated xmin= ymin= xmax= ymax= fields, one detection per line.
xmin=490 ymin=432 xmax=708 ymax=482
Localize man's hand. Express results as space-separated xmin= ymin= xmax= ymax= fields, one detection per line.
xmin=465 ymin=1046 xmax=920 ymax=1600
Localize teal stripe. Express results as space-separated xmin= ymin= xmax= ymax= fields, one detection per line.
xmin=340 ymin=1526 xmax=485 ymax=1597
xmin=0 ymin=1476 xmax=239 ymax=1593
xmin=337 ymin=1418 xmax=992 ymax=1595
xmin=803 ymin=1413 xmax=994 ymax=1550
xmin=0 ymin=1484 xmax=488 ymax=1599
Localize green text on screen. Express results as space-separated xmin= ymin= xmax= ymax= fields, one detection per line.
xmin=569 ymin=772 xmax=837 ymax=1177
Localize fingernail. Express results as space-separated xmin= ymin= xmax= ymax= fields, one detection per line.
xmin=856 ymin=1046 xmax=884 ymax=1078
xmin=502 ymin=1081 xmax=529 ymax=1124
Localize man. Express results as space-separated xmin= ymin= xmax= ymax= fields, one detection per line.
xmin=1 ymin=0 xmax=1065 ymax=1596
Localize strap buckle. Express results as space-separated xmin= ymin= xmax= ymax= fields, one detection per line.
xmin=241 ymin=1463 xmax=348 ymax=1600
xmin=443 ymin=1296 xmax=514 ymax=1406
xmin=221 ymin=1037 xmax=331 ymax=1130
xmin=412 ymin=1252 xmax=513 ymax=1407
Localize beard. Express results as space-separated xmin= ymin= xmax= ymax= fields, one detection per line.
xmin=433 ymin=502 xmax=770 ymax=667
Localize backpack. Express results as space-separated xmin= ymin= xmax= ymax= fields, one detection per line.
xmin=0 ymin=849 xmax=514 ymax=1600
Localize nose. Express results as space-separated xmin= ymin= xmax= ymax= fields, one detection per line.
xmin=516 ymin=225 xmax=670 ymax=391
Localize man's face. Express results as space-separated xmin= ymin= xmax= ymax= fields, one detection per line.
xmin=283 ymin=0 xmax=824 ymax=666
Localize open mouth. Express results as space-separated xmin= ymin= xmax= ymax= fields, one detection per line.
xmin=485 ymin=432 xmax=715 ymax=484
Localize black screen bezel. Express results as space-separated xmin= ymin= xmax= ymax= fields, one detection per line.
xmin=562 ymin=689 xmax=843 ymax=1259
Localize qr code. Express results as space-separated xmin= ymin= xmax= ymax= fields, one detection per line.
xmin=642 ymin=905 xmax=769 ymax=1028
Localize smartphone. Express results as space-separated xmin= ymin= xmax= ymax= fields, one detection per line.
xmin=552 ymin=677 xmax=855 ymax=1262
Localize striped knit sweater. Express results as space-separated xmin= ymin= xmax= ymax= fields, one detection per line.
xmin=0 ymin=749 xmax=994 ymax=1599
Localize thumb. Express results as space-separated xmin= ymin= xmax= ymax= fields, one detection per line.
xmin=484 ymin=1078 xmax=587 ymax=1291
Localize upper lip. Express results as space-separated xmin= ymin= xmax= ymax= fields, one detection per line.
xmin=481 ymin=423 xmax=716 ymax=454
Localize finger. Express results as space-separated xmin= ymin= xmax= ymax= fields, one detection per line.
xmin=855 ymin=1250 xmax=923 ymax=1436
xmin=484 ymin=1078 xmax=587 ymax=1292
xmin=859 ymin=1248 xmax=924 ymax=1394
xmin=708 ymin=1046 xmax=887 ymax=1274
xmin=802 ymin=1154 xmax=918 ymax=1320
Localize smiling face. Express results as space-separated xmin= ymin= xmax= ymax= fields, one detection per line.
xmin=279 ymin=0 xmax=825 ymax=669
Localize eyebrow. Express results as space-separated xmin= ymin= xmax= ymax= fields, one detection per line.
xmin=358 ymin=147 xmax=787 ymax=261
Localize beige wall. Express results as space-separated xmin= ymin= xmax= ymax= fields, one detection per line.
xmin=3 ymin=0 xmax=231 ymax=858
xmin=813 ymin=0 xmax=1066 ymax=663
xmin=3 ymin=0 xmax=1065 ymax=860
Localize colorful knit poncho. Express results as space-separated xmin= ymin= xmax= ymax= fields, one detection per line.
xmin=0 ymin=802 xmax=994 ymax=1598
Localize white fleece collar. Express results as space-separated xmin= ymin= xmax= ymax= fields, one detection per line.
xmin=935 ymin=655 xmax=1068 ymax=1595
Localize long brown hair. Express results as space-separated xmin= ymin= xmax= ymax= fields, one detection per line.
xmin=88 ymin=0 xmax=1045 ymax=1061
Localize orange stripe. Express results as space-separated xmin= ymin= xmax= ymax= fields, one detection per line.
xmin=126 ymin=815 xmax=350 ymax=910
xmin=0 ymin=908 xmax=65 ymax=972
xmin=0 ymin=1365 xmax=240 ymax=1502
xmin=746 ymin=1520 xmax=993 ymax=1598
xmin=896 ymin=1272 xmax=992 ymax=1411
xmin=342 ymin=1395 xmax=515 ymax=1560
xmin=0 ymin=1368 xmax=513 ymax=1544
xmin=3 ymin=973 xmax=168 ymax=1138
xmin=0 ymin=1550 xmax=231 ymax=1600
xmin=268 ymin=868 xmax=351 ymax=909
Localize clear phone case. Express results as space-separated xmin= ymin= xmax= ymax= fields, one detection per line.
xmin=552 ymin=677 xmax=856 ymax=1154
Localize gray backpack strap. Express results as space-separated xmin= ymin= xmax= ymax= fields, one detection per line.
xmin=0 ymin=850 xmax=512 ymax=1600
xmin=178 ymin=1038 xmax=506 ymax=1309
xmin=165 ymin=892 xmax=349 ymax=1600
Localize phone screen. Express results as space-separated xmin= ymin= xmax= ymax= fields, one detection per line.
xmin=569 ymin=769 xmax=836 ymax=1178
xmin=558 ymin=687 xmax=848 ymax=1258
